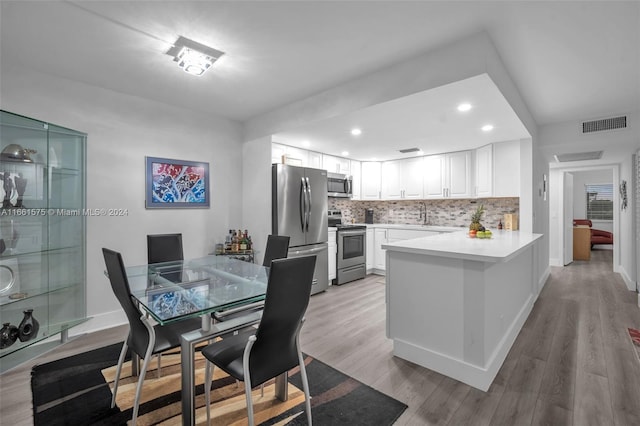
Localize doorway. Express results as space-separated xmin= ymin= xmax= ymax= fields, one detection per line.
xmin=549 ymin=165 xmax=619 ymax=270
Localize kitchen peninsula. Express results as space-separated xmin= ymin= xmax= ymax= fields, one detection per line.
xmin=383 ymin=230 xmax=542 ymax=391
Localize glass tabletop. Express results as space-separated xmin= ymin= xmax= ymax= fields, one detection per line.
xmin=124 ymin=255 xmax=269 ymax=325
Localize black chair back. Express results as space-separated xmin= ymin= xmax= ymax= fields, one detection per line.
xmin=148 ymin=233 xmax=184 ymax=283
xmin=102 ymin=248 xmax=151 ymax=358
xmin=262 ymin=235 xmax=290 ymax=267
xmin=249 ymin=255 xmax=316 ymax=385
xmin=147 ymin=233 xmax=184 ymax=264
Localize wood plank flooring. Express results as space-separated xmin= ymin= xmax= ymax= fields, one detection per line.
xmin=1 ymin=249 xmax=639 ymax=425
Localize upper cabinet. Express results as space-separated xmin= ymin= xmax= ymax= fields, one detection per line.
xmin=322 ymin=154 xmax=350 ymax=174
xmin=493 ymin=140 xmax=520 ymax=197
xmin=424 ymin=151 xmax=472 ymax=199
xmin=361 ymin=162 xmax=381 ymax=200
xmin=381 ymin=157 xmax=424 ymax=199
xmin=272 ymin=141 xmax=519 ymax=200
xmin=350 ymin=160 xmax=362 ymax=200
xmin=272 ymin=143 xmax=308 ymax=166
xmin=475 ymin=144 xmax=493 ymax=197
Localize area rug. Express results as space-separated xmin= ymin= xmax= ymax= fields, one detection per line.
xmin=629 ymin=327 xmax=640 ymax=363
xmin=31 ymin=343 xmax=407 ymax=425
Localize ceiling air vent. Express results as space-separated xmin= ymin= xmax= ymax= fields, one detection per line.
xmin=399 ymin=147 xmax=421 ymax=154
xmin=582 ymin=116 xmax=627 ymax=133
xmin=554 ymin=151 xmax=603 ymax=162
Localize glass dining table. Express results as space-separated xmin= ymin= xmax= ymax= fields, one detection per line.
xmin=123 ymin=255 xmax=287 ymax=426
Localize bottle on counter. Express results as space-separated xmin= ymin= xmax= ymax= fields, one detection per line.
xmin=498 ymin=220 xmax=503 ymax=230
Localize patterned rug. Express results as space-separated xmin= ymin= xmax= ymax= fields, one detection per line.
xmin=629 ymin=327 xmax=640 ymax=363
xmin=31 ymin=343 xmax=407 ymax=425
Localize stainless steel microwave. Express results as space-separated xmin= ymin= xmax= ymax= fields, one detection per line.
xmin=327 ymin=172 xmax=353 ymax=198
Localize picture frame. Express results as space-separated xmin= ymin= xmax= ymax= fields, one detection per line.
xmin=145 ymin=156 xmax=210 ymax=209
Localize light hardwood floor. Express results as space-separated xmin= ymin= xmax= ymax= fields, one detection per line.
xmin=1 ymin=250 xmax=639 ymax=425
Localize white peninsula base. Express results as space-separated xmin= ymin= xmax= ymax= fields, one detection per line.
xmin=383 ymin=230 xmax=543 ymax=391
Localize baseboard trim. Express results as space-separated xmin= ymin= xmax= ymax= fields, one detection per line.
xmin=68 ymin=310 xmax=127 ymax=337
xmin=618 ymin=265 xmax=637 ymax=292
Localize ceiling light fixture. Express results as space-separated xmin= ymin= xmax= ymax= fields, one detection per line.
xmin=342 ymin=151 xmax=350 ymax=156
xmin=166 ymin=36 xmax=224 ymax=76
xmin=481 ymin=124 xmax=494 ymax=132
xmin=457 ymin=103 xmax=472 ymax=112
xmin=302 ymin=140 xmax=311 ymax=147
xmin=351 ymin=128 xmax=362 ymax=136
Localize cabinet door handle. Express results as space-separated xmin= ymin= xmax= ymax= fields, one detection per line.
xmin=442 ymin=188 xmax=446 ymax=197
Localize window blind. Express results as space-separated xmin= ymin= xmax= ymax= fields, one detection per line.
xmin=585 ymin=183 xmax=613 ymax=220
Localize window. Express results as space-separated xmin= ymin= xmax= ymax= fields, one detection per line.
xmin=585 ymin=184 xmax=613 ymax=220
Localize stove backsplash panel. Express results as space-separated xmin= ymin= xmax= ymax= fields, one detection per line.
xmin=328 ymin=198 xmax=519 ymax=229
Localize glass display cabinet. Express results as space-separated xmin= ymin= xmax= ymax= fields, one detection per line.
xmin=0 ymin=110 xmax=87 ymax=372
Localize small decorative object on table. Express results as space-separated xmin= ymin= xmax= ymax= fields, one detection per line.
xmin=18 ymin=308 xmax=39 ymax=342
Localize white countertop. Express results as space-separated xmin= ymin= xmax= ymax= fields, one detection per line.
xmin=356 ymin=223 xmax=463 ymax=233
xmin=382 ymin=230 xmax=543 ymax=263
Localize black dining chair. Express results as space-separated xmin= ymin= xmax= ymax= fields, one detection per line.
xmin=102 ymin=248 xmax=201 ymax=426
xmin=202 ymin=255 xmax=316 ymax=426
xmin=147 ymin=233 xmax=184 ymax=282
xmin=212 ymin=235 xmax=290 ymax=322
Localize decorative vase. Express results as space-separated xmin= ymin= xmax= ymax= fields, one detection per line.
xmin=18 ymin=309 xmax=39 ymax=342
xmin=0 ymin=322 xmax=19 ymax=349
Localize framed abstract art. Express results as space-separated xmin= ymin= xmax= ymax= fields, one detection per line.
xmin=145 ymin=156 xmax=210 ymax=209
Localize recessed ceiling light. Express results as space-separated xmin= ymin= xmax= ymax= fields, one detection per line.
xmin=341 ymin=151 xmax=350 ymax=156
xmin=302 ymin=140 xmax=311 ymax=147
xmin=481 ymin=124 xmax=494 ymax=132
xmin=416 ymin=150 xmax=424 ymax=155
xmin=350 ymin=128 xmax=362 ymax=136
xmin=166 ymin=36 xmax=224 ymax=76
xmin=457 ymin=103 xmax=472 ymax=112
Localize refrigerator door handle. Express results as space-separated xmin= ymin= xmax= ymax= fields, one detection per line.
xmin=300 ymin=177 xmax=306 ymax=232
xmin=305 ymin=177 xmax=312 ymax=232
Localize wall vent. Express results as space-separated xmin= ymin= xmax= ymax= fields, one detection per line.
xmin=399 ymin=147 xmax=420 ymax=153
xmin=582 ymin=116 xmax=627 ymax=133
xmin=554 ymin=151 xmax=603 ymax=162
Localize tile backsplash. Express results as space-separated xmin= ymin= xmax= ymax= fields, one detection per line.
xmin=328 ymin=197 xmax=519 ymax=229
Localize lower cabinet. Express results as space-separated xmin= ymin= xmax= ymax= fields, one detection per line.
xmin=328 ymin=229 xmax=337 ymax=281
xmin=373 ymin=229 xmax=388 ymax=272
xmin=372 ymin=228 xmax=440 ymax=274
xmin=365 ymin=228 xmax=374 ymax=272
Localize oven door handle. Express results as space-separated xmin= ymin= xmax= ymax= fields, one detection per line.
xmin=338 ymin=230 xmax=366 ymax=236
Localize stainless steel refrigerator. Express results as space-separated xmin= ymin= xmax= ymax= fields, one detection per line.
xmin=272 ymin=164 xmax=329 ymax=294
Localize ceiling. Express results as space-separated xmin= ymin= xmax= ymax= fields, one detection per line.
xmin=1 ymin=1 xmax=638 ymax=159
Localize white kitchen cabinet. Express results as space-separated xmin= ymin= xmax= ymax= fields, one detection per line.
xmin=475 ymin=144 xmax=493 ymax=197
xmin=272 ymin=143 xmax=309 ymax=166
xmin=328 ymin=229 xmax=337 ymax=281
xmin=423 ymin=151 xmax=471 ymax=199
xmin=493 ymin=140 xmax=520 ymax=197
xmin=381 ymin=157 xmax=424 ymax=200
xmin=374 ymin=228 xmax=388 ymax=271
xmin=308 ymin=151 xmax=323 ymax=169
xmin=350 ymin=160 xmax=362 ymax=200
xmin=322 ymin=154 xmax=350 ymax=174
xmin=366 ymin=228 xmax=374 ymax=271
xmin=361 ymin=162 xmax=382 ymax=200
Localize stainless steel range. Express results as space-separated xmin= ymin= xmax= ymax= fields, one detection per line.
xmin=329 ymin=210 xmax=366 ymax=285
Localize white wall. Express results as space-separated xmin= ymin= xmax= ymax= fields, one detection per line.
xmin=1 ymin=65 xmax=243 ymax=333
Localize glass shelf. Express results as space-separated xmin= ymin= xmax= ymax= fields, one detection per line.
xmin=0 ymin=281 xmax=83 ymax=307
xmin=0 ymin=317 xmax=89 ymax=358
